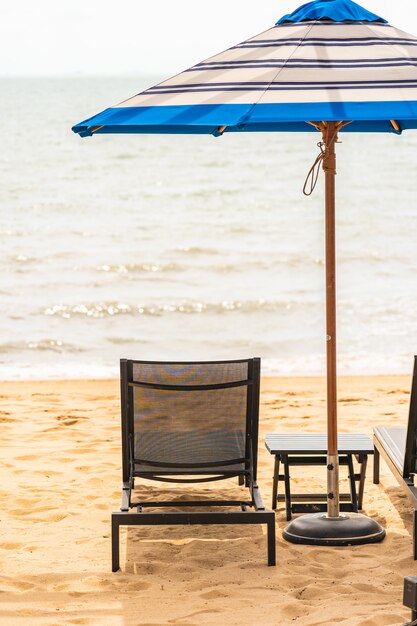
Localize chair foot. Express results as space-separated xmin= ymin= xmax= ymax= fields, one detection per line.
xmin=112 ymin=515 xmax=120 ymax=572
xmin=267 ymin=517 xmax=276 ymax=566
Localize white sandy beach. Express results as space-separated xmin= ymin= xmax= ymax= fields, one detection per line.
xmin=0 ymin=375 xmax=414 ymax=625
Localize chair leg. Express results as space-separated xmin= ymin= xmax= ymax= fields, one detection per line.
xmin=112 ymin=515 xmax=120 ymax=572
xmin=347 ymin=455 xmax=358 ymax=512
xmin=373 ymin=447 xmax=380 ymax=484
xmin=283 ymin=456 xmax=292 ymax=521
xmin=414 ymin=509 xmax=417 ymax=561
xmin=272 ymin=455 xmax=280 ymax=510
xmin=358 ymin=455 xmax=368 ymax=510
xmin=267 ymin=517 xmax=276 ymax=566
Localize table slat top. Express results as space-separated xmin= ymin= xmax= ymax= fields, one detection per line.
xmin=265 ymin=433 xmax=373 ymax=455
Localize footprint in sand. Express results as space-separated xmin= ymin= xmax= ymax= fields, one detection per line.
xmin=358 ymin=614 xmax=407 ymax=626
xmin=281 ymin=602 xmax=310 ymax=620
xmin=200 ymin=590 xmax=228 ymax=600
xmin=32 ymin=469 xmax=62 ymax=477
xmin=1 ymin=542 xmax=23 ymax=550
xmin=31 ymin=393 xmax=59 ymax=398
xmin=56 ymin=415 xmax=84 ymax=426
xmin=22 ymin=545 xmax=39 ymax=552
xmin=168 ymin=608 xmax=221 ymax=624
xmin=48 ymin=512 xmax=69 ymax=522
xmin=11 ymin=507 xmax=68 ymax=523
xmin=1 ymin=579 xmax=37 ymax=592
xmin=351 ymin=583 xmax=380 ymax=593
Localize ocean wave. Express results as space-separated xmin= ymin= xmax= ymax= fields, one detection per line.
xmin=108 ymin=336 xmax=149 ymax=345
xmin=13 ymin=254 xmax=37 ymax=263
xmin=115 ymin=153 xmax=136 ymax=161
xmin=175 ymin=246 xmax=220 ymax=256
xmin=95 ymin=262 xmax=181 ymax=274
xmin=0 ymin=339 xmax=84 ymax=354
xmin=270 ymin=255 xmax=324 ymax=268
xmin=338 ymin=252 xmax=409 ymax=265
xmin=43 ymin=299 xmax=304 ymax=319
xmin=0 ymin=228 xmax=29 ymax=237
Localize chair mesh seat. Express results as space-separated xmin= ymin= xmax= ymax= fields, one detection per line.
xmin=132 ymin=362 xmax=249 ymax=469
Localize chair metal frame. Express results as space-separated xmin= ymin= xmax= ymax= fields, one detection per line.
xmin=112 ymin=357 xmax=276 ymax=570
xmin=373 ymin=355 xmax=417 ymax=559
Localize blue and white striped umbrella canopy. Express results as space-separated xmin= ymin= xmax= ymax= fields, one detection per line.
xmin=72 ymin=0 xmax=417 ymax=137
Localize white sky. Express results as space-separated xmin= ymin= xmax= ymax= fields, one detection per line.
xmin=2 ymin=0 xmax=417 ymax=76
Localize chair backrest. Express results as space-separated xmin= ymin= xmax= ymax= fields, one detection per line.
xmin=119 ymin=358 xmax=261 ymax=483
xmin=403 ymin=356 xmax=417 ymax=478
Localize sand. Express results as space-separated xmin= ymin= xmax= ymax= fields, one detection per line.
xmin=0 ymin=375 xmax=415 ymax=626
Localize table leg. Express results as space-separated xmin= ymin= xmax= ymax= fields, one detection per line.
xmin=347 ymin=454 xmax=358 ymax=512
xmin=283 ymin=455 xmax=292 ymax=521
xmin=373 ymin=447 xmax=380 ymax=484
xmin=358 ymin=455 xmax=368 ymax=510
xmin=272 ymin=455 xmax=280 ymax=510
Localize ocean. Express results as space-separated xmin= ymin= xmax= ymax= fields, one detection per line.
xmin=1 ymin=75 xmax=417 ymax=379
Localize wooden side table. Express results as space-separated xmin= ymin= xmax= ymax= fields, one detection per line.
xmin=265 ymin=433 xmax=374 ymax=521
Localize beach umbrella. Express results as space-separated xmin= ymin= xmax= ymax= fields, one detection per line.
xmin=72 ymin=0 xmax=417 ymax=546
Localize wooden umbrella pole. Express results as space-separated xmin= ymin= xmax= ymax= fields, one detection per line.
xmin=322 ymin=121 xmax=340 ymax=519
xmin=282 ymin=121 xmax=385 ymax=547
xmin=283 ymin=121 xmax=385 ymax=545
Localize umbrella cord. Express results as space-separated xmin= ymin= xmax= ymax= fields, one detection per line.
xmin=303 ymin=141 xmax=326 ymax=196
xmin=303 ymin=125 xmax=338 ymax=196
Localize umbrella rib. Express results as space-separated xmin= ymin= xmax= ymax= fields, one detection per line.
xmin=362 ymin=22 xmax=417 ymax=134
xmin=235 ymin=21 xmax=317 ymax=128
xmin=390 ymin=120 xmax=402 ymax=132
xmin=361 ymin=22 xmax=417 ymax=97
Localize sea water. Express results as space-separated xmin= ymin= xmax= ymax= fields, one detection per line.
xmin=1 ymin=75 xmax=417 ymax=379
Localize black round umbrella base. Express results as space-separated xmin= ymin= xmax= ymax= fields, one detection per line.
xmin=283 ymin=513 xmax=386 ymax=546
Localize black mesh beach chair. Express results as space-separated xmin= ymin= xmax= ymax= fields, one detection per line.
xmin=373 ymin=356 xmax=417 ymax=559
xmin=111 ymin=358 xmax=276 ymax=570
